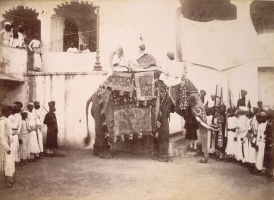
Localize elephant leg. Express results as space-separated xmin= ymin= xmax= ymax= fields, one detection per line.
xmin=91 ymin=97 xmax=112 ymax=159
xmin=154 ymin=105 xmax=172 ymax=162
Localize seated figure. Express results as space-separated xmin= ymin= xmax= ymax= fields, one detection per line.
xmin=128 ymin=36 xmax=158 ymax=72
xmin=111 ymin=46 xmax=128 ymax=72
xmin=67 ymin=43 xmax=78 ymax=53
xmin=159 ymin=51 xmax=183 ymax=87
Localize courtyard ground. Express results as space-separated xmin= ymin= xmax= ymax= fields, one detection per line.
xmin=0 ymin=148 xmax=273 ymax=200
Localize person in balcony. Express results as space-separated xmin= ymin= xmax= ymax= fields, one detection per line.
xmin=17 ymin=25 xmax=26 ymax=49
xmin=0 ymin=22 xmax=13 ymax=46
xmin=82 ymin=44 xmax=90 ymax=53
xmin=9 ymin=30 xmax=21 ymax=48
xmin=28 ymin=34 xmax=43 ymax=71
xmin=111 ymin=46 xmax=128 ymax=72
xmin=67 ymin=42 xmax=78 ymax=53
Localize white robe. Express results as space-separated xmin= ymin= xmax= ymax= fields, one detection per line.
xmin=8 ymin=115 xmax=20 ymax=162
xmin=0 ymin=117 xmax=15 ymax=177
xmin=256 ymin=122 xmax=267 ymax=170
xmin=34 ymin=108 xmax=44 ymax=152
xmin=26 ymin=111 xmax=40 ymax=154
xmin=236 ymin=115 xmax=249 ymax=162
xmin=226 ymin=116 xmax=237 ymax=156
xmin=159 ymin=60 xmax=183 ymax=87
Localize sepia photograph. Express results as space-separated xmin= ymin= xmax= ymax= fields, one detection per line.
xmin=0 ymin=0 xmax=273 ymax=199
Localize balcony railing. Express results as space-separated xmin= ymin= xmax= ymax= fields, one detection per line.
xmin=0 ymin=46 xmax=27 ymax=74
xmin=42 ymin=52 xmax=97 ymax=72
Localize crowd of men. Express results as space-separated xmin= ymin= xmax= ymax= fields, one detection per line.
xmin=0 ymin=100 xmax=58 ymax=188
xmin=0 ymin=21 xmax=43 ymax=71
xmin=0 ymin=22 xmax=26 ymax=49
xmin=185 ymin=89 xmax=274 ymax=181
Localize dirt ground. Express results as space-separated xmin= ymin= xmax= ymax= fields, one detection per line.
xmin=0 ymin=148 xmax=273 ymax=200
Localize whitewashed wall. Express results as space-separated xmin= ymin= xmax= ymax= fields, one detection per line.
xmin=223 ymin=63 xmax=267 ymax=108
xmin=28 ymin=73 xmax=108 ymax=148
xmin=258 ymin=67 xmax=274 ymax=108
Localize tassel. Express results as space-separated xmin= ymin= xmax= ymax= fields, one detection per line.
xmin=121 ymin=135 xmax=124 ymax=141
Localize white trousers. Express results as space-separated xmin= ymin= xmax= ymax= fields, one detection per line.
xmin=248 ymin=140 xmax=256 ymax=164
xmin=37 ymin=128 xmax=43 ymax=153
xmin=4 ymin=152 xmax=15 ymax=177
xmin=10 ymin=134 xmax=20 ymax=162
xmin=243 ymin=137 xmax=249 ymax=163
xmin=237 ymin=135 xmax=244 ymax=161
xmin=256 ymin=141 xmax=265 ymax=171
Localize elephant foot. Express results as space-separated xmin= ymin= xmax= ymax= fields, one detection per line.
xmin=199 ymin=158 xmax=208 ymax=163
xmin=158 ymin=157 xmax=173 ymax=163
xmin=93 ymin=146 xmax=99 ymax=157
xmin=155 ymin=155 xmax=173 ymax=163
xmin=98 ymin=149 xmax=112 ymax=159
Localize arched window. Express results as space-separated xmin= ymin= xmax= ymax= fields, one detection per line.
xmin=52 ymin=2 xmax=97 ymax=52
xmin=2 ymin=6 xmax=40 ymax=41
xmin=1 ymin=6 xmax=41 ymax=70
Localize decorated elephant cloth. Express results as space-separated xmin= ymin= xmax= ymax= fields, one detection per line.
xmin=91 ymin=71 xmax=170 ymax=143
xmin=137 ymin=54 xmax=157 ymax=68
xmin=169 ymin=78 xmax=207 ymax=124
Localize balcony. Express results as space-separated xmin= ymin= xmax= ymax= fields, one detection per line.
xmin=42 ymin=51 xmax=97 ymax=73
xmin=0 ymin=46 xmax=27 ymax=73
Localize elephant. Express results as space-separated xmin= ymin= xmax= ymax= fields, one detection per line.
xmin=86 ymin=70 xmax=172 ymax=162
xmin=85 ymin=55 xmax=218 ymax=163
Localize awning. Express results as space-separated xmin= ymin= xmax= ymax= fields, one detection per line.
xmin=180 ymin=17 xmax=274 ymax=71
xmin=0 ymin=73 xmax=24 ymax=82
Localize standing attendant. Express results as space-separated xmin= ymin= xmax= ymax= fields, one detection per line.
xmin=254 ymin=112 xmax=268 ymax=175
xmin=0 ymin=105 xmax=15 ymax=188
xmin=226 ymin=107 xmax=237 ymax=162
xmin=44 ymin=101 xmax=58 ymax=157
xmin=237 ymin=90 xmax=251 ymax=108
xmin=236 ymin=107 xmax=249 ymax=164
xmin=8 ymin=104 xmax=20 ymax=166
xmin=26 ymin=103 xmax=40 ymax=162
xmin=249 ymin=107 xmax=259 ymax=172
xmin=184 ymin=106 xmax=199 ymax=151
xmin=19 ymin=111 xmax=31 ymax=165
xmin=34 ymin=100 xmax=44 ymax=158
xmin=28 ymin=33 xmax=43 ymax=71
xmin=206 ymin=106 xmax=217 ymax=156
xmin=188 ymin=96 xmax=219 ymax=163
xmin=263 ymin=110 xmax=274 ymax=180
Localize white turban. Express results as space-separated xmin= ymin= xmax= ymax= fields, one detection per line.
xmin=27 ymin=102 xmax=34 ymax=107
xmin=4 ymin=22 xmax=11 ymax=26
